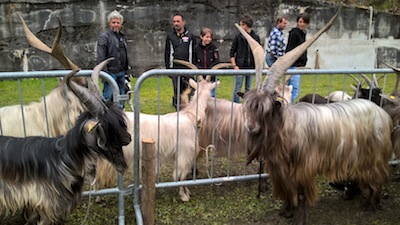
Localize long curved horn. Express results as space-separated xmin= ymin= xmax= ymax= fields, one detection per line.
xmin=234 ymin=23 xmax=264 ymax=91
xmin=18 ymin=13 xmax=79 ymax=70
xmin=346 ymin=73 xmax=361 ymax=84
xmin=66 ymin=70 xmax=106 ymax=117
xmin=262 ymin=10 xmax=340 ymax=92
xmin=210 ymin=63 xmax=233 ymax=70
xmin=383 ymin=62 xmax=400 ymax=95
xmin=361 ymin=73 xmax=375 ymax=88
xmin=372 ymin=73 xmax=379 ymax=88
xmin=236 ymin=10 xmax=339 ymax=93
xmin=91 ymin=57 xmax=115 ymax=97
xmin=173 ymin=59 xmax=199 ymax=70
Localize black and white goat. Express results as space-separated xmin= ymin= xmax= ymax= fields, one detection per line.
xmin=237 ymin=10 xmax=395 ymax=225
xmin=0 ymin=69 xmax=131 ymax=225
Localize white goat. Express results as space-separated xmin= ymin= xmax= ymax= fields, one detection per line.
xmin=96 ymin=75 xmax=219 ymax=202
xmin=175 ymin=60 xmax=292 ymax=159
xmin=0 ymin=15 xmax=88 ymax=138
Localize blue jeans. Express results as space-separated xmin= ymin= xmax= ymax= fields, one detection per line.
xmin=265 ymin=53 xmax=277 ymax=67
xmin=233 ymin=75 xmax=253 ymax=103
xmin=287 ymin=67 xmax=301 ymax=103
xmin=102 ymin=70 xmax=126 ymax=108
xmin=211 ymin=88 xmax=216 ymax=97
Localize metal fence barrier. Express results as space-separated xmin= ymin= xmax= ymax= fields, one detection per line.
xmin=132 ymin=68 xmax=398 ymax=225
xmin=0 ymin=70 xmax=129 ymax=225
xmin=0 ymin=68 xmax=398 ymax=225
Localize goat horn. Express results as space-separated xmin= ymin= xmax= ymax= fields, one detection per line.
xmin=66 ymin=70 xmax=106 ymax=118
xmin=361 ymin=73 xmax=375 ymax=88
xmin=18 ymin=13 xmax=79 ymax=70
xmin=346 ymin=73 xmax=363 ymax=91
xmin=91 ymin=57 xmax=115 ymax=97
xmin=346 ymin=73 xmax=361 ymax=84
xmin=383 ymin=62 xmax=400 ymax=95
xmin=263 ymin=10 xmax=339 ymax=93
xmin=210 ymin=63 xmax=234 ymax=70
xmin=234 ymin=24 xmax=265 ymax=91
xmin=173 ymin=59 xmax=199 ymax=70
xmin=372 ymin=73 xmax=379 ymax=88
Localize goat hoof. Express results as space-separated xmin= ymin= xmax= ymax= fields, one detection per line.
xmin=279 ymin=205 xmax=294 ymax=218
xmin=95 ymin=196 xmax=103 ymax=203
xmin=180 ymin=194 xmax=190 ymax=202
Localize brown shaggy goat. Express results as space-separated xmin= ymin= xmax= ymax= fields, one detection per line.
xmin=237 ymin=9 xmax=395 ymax=225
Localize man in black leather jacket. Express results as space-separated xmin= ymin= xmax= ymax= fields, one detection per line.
xmin=164 ymin=13 xmax=196 ymax=110
xmin=97 ymin=10 xmax=130 ymax=109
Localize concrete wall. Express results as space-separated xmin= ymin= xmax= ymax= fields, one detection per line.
xmin=0 ymin=0 xmax=399 ymax=74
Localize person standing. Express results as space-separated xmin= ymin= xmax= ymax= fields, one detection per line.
xmin=96 ymin=10 xmax=130 ymax=109
xmin=164 ymin=13 xmax=197 ymax=109
xmin=286 ymin=12 xmax=310 ymax=102
xmin=230 ymin=15 xmax=260 ymax=103
xmin=266 ymin=16 xmax=288 ymax=67
xmin=193 ymin=27 xmax=220 ymax=97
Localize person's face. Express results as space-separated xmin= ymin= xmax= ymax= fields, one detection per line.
xmin=173 ymin=15 xmax=185 ymax=33
xmin=277 ymin=18 xmax=288 ymax=30
xmin=109 ymin=18 xmax=122 ymax=33
xmin=297 ymin=18 xmax=309 ymax=30
xmin=201 ymin=32 xmax=212 ymax=45
xmin=239 ymin=22 xmax=250 ymax=33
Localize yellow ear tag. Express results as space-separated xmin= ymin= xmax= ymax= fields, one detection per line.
xmin=276 ymin=96 xmax=283 ymax=101
xmin=390 ymin=95 xmax=395 ymax=100
xmin=87 ymin=124 xmax=94 ymax=132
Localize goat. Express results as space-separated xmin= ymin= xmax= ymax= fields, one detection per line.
xmin=299 ymin=93 xmax=330 ymax=104
xmin=0 ymin=15 xmax=90 ymax=137
xmin=237 ymin=10 xmax=395 ymax=225
xmin=349 ymin=70 xmax=400 ymax=158
xmin=0 ymin=69 xmax=131 ymax=225
xmin=300 ymin=90 xmax=351 ymax=104
xmin=96 ymin=75 xmax=219 ymax=202
xmin=175 ymin=60 xmax=292 ymax=159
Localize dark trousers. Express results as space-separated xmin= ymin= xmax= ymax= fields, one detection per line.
xmin=171 ymin=75 xmax=193 ymax=109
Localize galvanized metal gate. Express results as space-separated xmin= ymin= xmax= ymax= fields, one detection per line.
xmin=1 ymin=68 xmax=398 ymax=225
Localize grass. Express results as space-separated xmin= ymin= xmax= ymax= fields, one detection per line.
xmin=1 ymin=71 xmax=397 ymax=110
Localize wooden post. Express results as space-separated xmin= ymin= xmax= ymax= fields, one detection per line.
xmin=315 ymin=49 xmax=320 ymax=69
xmin=141 ymin=138 xmax=156 ymax=225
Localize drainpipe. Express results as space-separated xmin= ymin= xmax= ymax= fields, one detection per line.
xmin=368 ymin=6 xmax=373 ymax=40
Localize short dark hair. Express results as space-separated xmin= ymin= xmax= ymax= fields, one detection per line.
xmin=240 ymin=15 xmax=254 ymax=28
xmin=276 ymin=15 xmax=288 ymax=25
xmin=297 ymin=12 xmax=310 ymax=24
xmin=173 ymin=13 xmax=184 ymax=20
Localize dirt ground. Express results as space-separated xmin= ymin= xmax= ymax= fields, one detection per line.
xmin=1 ymin=159 xmax=400 ymax=225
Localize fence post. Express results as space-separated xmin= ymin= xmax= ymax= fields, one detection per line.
xmin=141 ymin=138 xmax=156 ymax=225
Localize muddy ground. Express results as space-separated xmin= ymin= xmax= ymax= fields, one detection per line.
xmin=1 ymin=158 xmax=400 ymax=225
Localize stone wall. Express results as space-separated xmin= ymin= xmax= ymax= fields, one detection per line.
xmin=0 ymin=0 xmax=399 ymax=74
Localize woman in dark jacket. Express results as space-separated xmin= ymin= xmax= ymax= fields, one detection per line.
xmin=286 ymin=12 xmax=310 ymax=103
xmin=193 ymin=27 xmax=220 ymax=96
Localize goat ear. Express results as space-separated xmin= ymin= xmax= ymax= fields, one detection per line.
xmin=84 ymin=120 xmax=98 ymax=133
xmin=211 ymin=80 xmax=220 ymax=89
xmin=189 ymin=78 xmax=198 ymax=89
xmin=237 ymin=92 xmax=245 ymax=99
xmin=380 ymin=94 xmax=398 ymax=103
xmin=83 ymin=120 xmax=106 ymax=147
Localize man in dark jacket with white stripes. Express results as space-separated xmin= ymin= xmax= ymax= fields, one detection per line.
xmin=164 ymin=13 xmax=197 ymax=110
